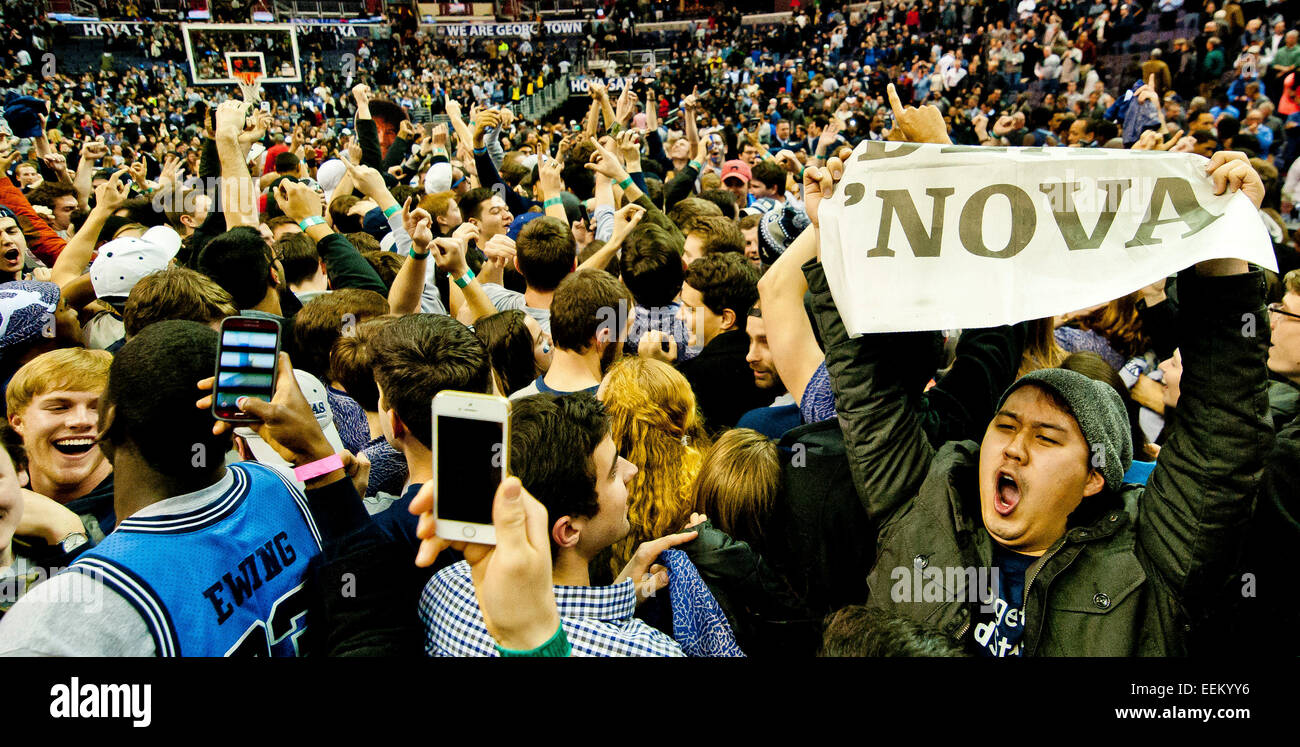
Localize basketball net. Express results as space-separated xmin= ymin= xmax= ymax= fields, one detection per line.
xmin=234 ymin=70 xmax=263 ymax=105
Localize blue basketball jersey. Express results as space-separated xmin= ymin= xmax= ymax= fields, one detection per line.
xmin=66 ymin=462 xmax=323 ymax=657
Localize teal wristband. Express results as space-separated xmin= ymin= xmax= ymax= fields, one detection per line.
xmin=383 ymin=204 xmax=400 ymax=219
xmin=298 ymin=216 xmax=326 ymax=231
xmin=688 ymin=159 xmax=703 ymax=172
xmin=543 ymin=196 xmax=562 ymax=209
xmin=496 ymin=624 xmax=571 ymax=657
xmin=616 ymin=176 xmax=633 ymax=190
xmin=453 ymin=267 xmax=476 ymax=288
xmin=409 ymin=248 xmax=430 ymax=260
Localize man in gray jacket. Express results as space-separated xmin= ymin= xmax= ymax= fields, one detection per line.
xmin=804 ymin=150 xmax=1273 ymax=655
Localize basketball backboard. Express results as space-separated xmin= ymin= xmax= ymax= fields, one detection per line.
xmin=182 ymin=23 xmax=302 ymax=85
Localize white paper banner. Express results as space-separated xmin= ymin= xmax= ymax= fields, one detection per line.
xmin=818 ymin=142 xmax=1277 ymax=335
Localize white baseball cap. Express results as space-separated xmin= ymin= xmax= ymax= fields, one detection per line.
xmin=247 ymin=142 xmax=267 ymax=165
xmin=316 ymin=158 xmax=347 ymax=203
xmin=235 ymin=369 xmax=346 ymax=477
xmin=89 ymin=225 xmax=182 ymax=301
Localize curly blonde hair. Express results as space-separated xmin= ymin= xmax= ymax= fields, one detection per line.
xmin=601 ymin=356 xmax=710 ymax=576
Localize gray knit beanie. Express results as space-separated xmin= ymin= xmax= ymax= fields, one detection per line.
xmin=996 ymin=368 xmax=1133 ymax=490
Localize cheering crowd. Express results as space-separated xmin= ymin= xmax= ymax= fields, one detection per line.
xmin=0 ymin=0 xmax=1296 ymax=657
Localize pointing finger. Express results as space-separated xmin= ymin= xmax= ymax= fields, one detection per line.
xmin=887 ymin=82 xmax=905 ymax=120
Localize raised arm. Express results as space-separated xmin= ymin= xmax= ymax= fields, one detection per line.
xmin=351 ymin=84 xmax=384 ymax=171
xmin=683 ymin=90 xmax=700 ymax=154
xmin=612 ymin=80 xmax=637 ymax=133
xmin=595 ymin=83 xmax=616 ymax=134
xmin=72 ymin=141 xmax=108 ymax=211
xmin=51 ymin=171 xmax=129 ymax=290
xmin=273 ymin=177 xmax=387 ymax=295
xmin=0 ymin=152 xmax=65 ymax=267
xmin=582 ymin=97 xmax=600 ymax=140
xmin=578 ymin=204 xmax=644 ymax=272
xmin=756 ymin=219 xmax=826 ymax=411
xmin=444 ymin=95 xmax=475 ymax=159
xmin=582 ymin=79 xmax=609 ymax=134
xmin=1138 ymin=151 xmax=1273 ymax=614
xmin=438 ymin=237 xmax=497 ymax=324
xmin=537 ymin=153 xmax=569 ymax=223
xmin=800 ymin=160 xmax=937 ymax=522
xmin=213 ymin=100 xmax=260 ymax=229
xmin=388 ymin=197 xmax=436 ymax=316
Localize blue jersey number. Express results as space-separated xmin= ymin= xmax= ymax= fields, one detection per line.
xmin=225 ymin=582 xmax=310 ymax=657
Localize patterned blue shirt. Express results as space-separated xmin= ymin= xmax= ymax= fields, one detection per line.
xmin=800 ymin=361 xmax=838 ymax=425
xmin=326 ymin=387 xmax=371 ymax=456
xmin=419 ymin=561 xmax=684 ymax=657
xmin=360 ymin=435 xmax=407 ymax=498
xmin=1053 ymin=326 xmax=1126 ymax=371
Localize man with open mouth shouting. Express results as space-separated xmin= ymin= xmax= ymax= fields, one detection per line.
xmin=803 ymin=150 xmax=1273 ymax=656
xmin=0 ymin=208 xmax=29 ymax=283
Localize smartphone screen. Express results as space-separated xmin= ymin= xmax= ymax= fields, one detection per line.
xmin=212 ymin=318 xmax=281 ymax=421
xmin=436 ymin=415 xmax=504 ymax=526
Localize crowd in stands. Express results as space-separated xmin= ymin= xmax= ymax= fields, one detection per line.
xmin=0 ymin=0 xmax=1295 ymax=657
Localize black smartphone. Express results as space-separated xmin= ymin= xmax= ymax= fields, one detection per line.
xmin=212 ymin=316 xmax=282 ymax=422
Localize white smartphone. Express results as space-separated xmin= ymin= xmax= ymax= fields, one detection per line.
xmin=433 ymin=390 xmax=510 ymax=545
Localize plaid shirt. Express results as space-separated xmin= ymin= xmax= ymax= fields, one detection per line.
xmin=419 ymin=561 xmax=684 ymax=657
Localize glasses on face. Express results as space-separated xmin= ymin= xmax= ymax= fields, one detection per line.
xmin=1268 ymin=303 xmax=1300 ymax=323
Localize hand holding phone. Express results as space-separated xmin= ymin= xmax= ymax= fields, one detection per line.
xmin=198 ymin=337 xmax=343 ymax=476
xmin=212 ymin=317 xmax=282 ymax=422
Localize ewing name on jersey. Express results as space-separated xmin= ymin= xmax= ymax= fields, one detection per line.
xmin=65 ymin=462 xmax=323 ymax=656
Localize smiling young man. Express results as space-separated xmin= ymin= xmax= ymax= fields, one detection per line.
xmin=0 ymin=321 xmax=366 ymax=656
xmin=6 ymin=349 xmax=115 ymax=534
xmin=805 ymin=151 xmax=1274 ymax=656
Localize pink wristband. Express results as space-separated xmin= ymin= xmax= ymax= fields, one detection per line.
xmin=293 ymin=453 xmax=343 ymax=482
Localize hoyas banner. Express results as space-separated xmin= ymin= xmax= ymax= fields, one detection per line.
xmin=818 ymin=142 xmax=1276 ymax=334
xmin=292 ymin=23 xmax=379 ymax=38
xmin=569 ymin=76 xmax=630 ymax=94
xmin=65 ymin=21 xmax=149 ymax=37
